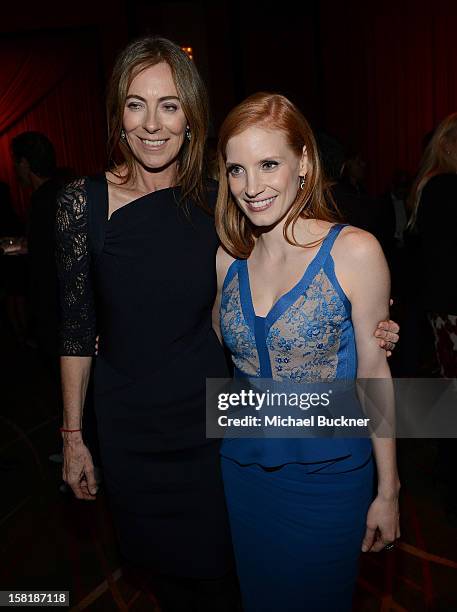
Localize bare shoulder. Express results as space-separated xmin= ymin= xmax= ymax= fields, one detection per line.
xmin=331 ymin=225 xmax=389 ymax=301
xmin=333 ymin=225 xmax=384 ymax=264
xmin=216 ymin=246 xmax=236 ymax=284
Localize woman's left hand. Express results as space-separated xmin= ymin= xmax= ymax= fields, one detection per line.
xmin=361 ymin=493 xmax=400 ymax=552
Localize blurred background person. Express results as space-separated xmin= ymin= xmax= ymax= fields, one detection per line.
xmin=378 ymin=170 xmax=411 ymax=298
xmin=11 ymin=131 xmax=63 ymax=358
xmin=0 ymin=179 xmax=28 ymax=340
xmin=340 ymin=150 xmax=368 ymax=194
xmin=409 ymin=113 xmax=457 ymax=372
xmin=408 ymin=112 xmax=457 ymax=521
xmin=0 ymin=180 xmax=22 ymax=237
xmin=317 ymin=137 xmax=395 ymax=260
xmin=0 ymin=179 xmax=25 ymax=338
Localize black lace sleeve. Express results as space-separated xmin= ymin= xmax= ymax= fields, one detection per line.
xmin=55 ymin=177 xmax=96 ymax=356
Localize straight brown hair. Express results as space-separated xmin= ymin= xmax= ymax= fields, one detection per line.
xmin=215 ymin=92 xmax=341 ymax=258
xmin=106 ymin=36 xmax=210 ymax=210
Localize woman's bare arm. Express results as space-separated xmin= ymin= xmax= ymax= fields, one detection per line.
xmin=60 ymin=356 xmax=98 ymax=500
xmin=61 ymin=356 xmax=92 ymax=430
xmin=335 ymin=228 xmax=400 ymax=552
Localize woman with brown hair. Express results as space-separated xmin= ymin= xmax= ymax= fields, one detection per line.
xmin=56 ymin=37 xmax=238 ymax=611
xmin=56 ymin=37 xmax=399 ymax=611
xmin=214 ymin=93 xmax=400 ymax=611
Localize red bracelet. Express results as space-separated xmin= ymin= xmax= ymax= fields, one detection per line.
xmin=59 ymin=427 xmax=81 ymax=433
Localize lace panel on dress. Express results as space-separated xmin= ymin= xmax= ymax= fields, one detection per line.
xmin=55 ymin=177 xmax=96 ymax=356
xmin=221 ymin=273 xmax=260 ymax=376
xmin=267 ymin=270 xmax=346 ymax=382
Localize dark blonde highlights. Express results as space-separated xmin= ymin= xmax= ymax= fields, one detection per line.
xmin=215 ymin=92 xmax=341 ymax=258
xmin=408 ymin=112 xmax=457 ymax=227
xmin=106 ymin=36 xmax=210 ymax=209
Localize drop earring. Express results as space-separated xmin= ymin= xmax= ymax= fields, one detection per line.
xmin=185 ymin=126 xmax=191 ymax=141
xmin=120 ymin=129 xmax=126 ymax=140
xmin=299 ymin=176 xmax=305 ymax=190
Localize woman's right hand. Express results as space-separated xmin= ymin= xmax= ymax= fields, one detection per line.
xmin=62 ymin=435 xmax=98 ymax=500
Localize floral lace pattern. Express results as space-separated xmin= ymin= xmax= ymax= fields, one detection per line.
xmin=55 ymin=177 xmax=96 ymax=356
xmin=220 ymin=263 xmax=353 ymax=382
xmin=267 ymin=270 xmax=346 ymax=382
xmin=220 ymin=272 xmax=260 ymax=376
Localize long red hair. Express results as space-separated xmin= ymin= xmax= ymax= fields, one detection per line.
xmin=215 ymin=92 xmax=341 ymax=258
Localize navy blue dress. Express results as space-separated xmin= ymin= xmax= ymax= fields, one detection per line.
xmin=56 ymin=176 xmax=234 ymax=578
xmin=220 ymin=224 xmax=374 ymax=611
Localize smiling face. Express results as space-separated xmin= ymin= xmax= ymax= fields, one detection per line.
xmin=225 ymin=126 xmax=307 ymax=227
xmin=122 ymin=62 xmax=187 ymax=171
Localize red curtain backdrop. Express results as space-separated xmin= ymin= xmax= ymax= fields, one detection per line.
xmin=0 ymin=31 xmax=106 ymax=220
xmin=2 ymin=4 xmax=456 ymax=209
xmin=320 ymin=0 xmax=457 ymax=193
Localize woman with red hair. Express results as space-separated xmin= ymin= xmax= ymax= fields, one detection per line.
xmin=214 ymin=93 xmax=400 ymax=611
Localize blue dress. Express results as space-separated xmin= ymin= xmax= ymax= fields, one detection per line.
xmin=220 ymin=224 xmax=374 ymax=611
